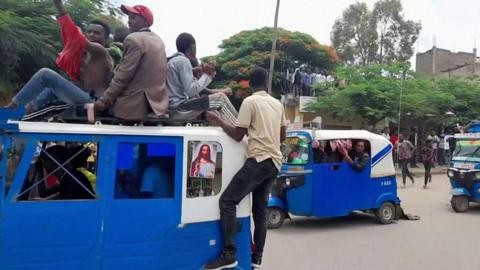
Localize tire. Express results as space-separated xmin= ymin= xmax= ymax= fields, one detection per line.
xmin=267 ymin=207 xmax=286 ymax=229
xmin=451 ymin=196 xmax=469 ymax=213
xmin=375 ymin=202 xmax=396 ymax=225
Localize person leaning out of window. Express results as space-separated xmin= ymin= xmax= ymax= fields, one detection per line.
xmin=340 ymin=140 xmax=370 ymax=172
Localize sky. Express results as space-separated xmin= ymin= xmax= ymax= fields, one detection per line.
xmin=120 ymin=0 xmax=480 ymax=62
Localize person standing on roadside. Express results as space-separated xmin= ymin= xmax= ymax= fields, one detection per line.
xmin=421 ymin=139 xmax=434 ymax=189
xmin=381 ymin=127 xmax=390 ymax=140
xmin=409 ymin=127 xmax=419 ymax=168
xmin=397 ymin=134 xmax=415 ymax=188
xmin=438 ymin=134 xmax=446 ymax=166
xmin=427 ymin=131 xmax=440 ymax=166
xmin=203 ymin=67 xmax=286 ymax=270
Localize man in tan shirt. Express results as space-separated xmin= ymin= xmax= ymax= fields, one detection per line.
xmin=204 ymin=67 xmax=286 ymax=270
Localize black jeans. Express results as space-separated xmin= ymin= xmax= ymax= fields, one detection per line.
xmin=410 ymin=148 xmax=418 ymax=167
xmin=400 ymin=159 xmax=414 ymax=185
xmin=438 ymin=148 xmax=445 ymax=165
xmin=219 ymin=158 xmax=278 ymax=261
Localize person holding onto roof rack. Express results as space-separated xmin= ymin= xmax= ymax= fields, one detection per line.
xmin=204 ymin=67 xmax=286 ymax=270
xmin=86 ymin=4 xmax=168 ymax=121
xmin=167 ymin=33 xmax=238 ymax=125
xmin=6 ymin=0 xmax=114 ymax=115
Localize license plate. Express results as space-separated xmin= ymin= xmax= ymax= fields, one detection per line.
xmin=454 ymin=163 xmax=474 ymax=170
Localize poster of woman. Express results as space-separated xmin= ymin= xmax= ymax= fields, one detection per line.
xmin=190 ymin=143 xmax=218 ymax=179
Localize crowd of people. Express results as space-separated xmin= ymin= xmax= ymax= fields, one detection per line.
xmin=3 ymin=2 xmax=288 ymax=270
xmin=380 ymin=127 xmax=455 ymax=189
xmin=284 ymin=65 xmax=335 ymax=96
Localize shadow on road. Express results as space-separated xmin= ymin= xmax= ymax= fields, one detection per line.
xmin=277 ymin=212 xmax=383 ymax=232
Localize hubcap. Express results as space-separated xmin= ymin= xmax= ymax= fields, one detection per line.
xmin=269 ymin=210 xmax=281 ymax=224
xmin=382 ymin=207 xmax=393 ymax=220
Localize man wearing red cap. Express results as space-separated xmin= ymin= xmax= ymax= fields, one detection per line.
xmin=88 ymin=4 xmax=168 ymax=121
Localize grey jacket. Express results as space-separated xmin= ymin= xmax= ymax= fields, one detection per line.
xmin=95 ymin=30 xmax=168 ymax=120
xmin=166 ymin=52 xmax=212 ymax=109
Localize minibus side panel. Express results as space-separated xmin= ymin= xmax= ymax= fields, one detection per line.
xmin=2 ymin=134 xmax=102 ymax=270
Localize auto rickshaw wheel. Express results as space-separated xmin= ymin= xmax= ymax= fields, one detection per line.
xmin=375 ymin=202 xmax=395 ymax=224
xmin=451 ymin=196 xmax=469 ymax=213
xmin=267 ymin=207 xmax=285 ymax=229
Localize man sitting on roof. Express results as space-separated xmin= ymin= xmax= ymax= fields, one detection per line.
xmin=167 ymin=33 xmax=238 ymax=125
xmin=6 ymin=0 xmax=113 ymax=114
xmin=87 ymin=4 xmax=169 ymax=121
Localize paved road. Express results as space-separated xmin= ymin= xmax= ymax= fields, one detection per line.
xmin=263 ymin=174 xmax=480 ymax=270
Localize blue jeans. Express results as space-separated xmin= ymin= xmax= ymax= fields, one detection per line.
xmin=12 ymin=68 xmax=93 ymax=111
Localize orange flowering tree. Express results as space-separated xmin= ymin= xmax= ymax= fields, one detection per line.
xmin=204 ymin=27 xmax=339 ymax=104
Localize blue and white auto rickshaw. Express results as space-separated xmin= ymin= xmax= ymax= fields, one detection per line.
xmin=448 ymin=121 xmax=480 ymax=212
xmin=267 ymin=129 xmax=400 ymax=229
xmin=0 ymin=109 xmax=252 ymax=269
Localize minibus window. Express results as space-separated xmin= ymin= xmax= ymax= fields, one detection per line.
xmin=114 ymin=143 xmax=175 ymax=199
xmin=322 ymin=139 xmax=371 ymax=164
xmin=282 ymin=137 xmax=310 ymax=165
xmin=16 ymin=142 xmax=98 ymax=201
xmin=186 ymin=141 xmax=223 ymax=198
xmin=453 ymin=140 xmax=480 ymax=160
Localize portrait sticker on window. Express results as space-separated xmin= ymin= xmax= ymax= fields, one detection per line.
xmin=187 ymin=141 xmax=223 ymax=198
xmin=190 ymin=142 xmax=219 ymax=179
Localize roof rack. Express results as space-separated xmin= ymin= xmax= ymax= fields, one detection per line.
xmin=1 ymin=105 xmax=208 ymax=130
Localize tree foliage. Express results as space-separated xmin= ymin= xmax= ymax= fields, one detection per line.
xmin=331 ymin=0 xmax=421 ymax=66
xmin=206 ymin=27 xmax=339 ymax=98
xmin=0 ymin=0 xmax=123 ymax=101
xmin=308 ymin=63 xmax=480 ymax=128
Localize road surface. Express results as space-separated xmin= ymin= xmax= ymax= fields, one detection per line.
xmin=263 ymin=174 xmax=480 ymax=270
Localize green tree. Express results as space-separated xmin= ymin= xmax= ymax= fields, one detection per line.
xmin=309 ymin=63 xmax=410 ymax=126
xmin=308 ymin=63 xmax=480 ymax=129
xmin=206 ymin=27 xmax=339 ymax=98
xmin=331 ymin=0 xmax=421 ymax=65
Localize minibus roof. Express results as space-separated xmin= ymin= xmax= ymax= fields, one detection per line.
xmin=288 ymin=129 xmax=389 ymax=143
xmin=7 ymin=120 xmax=228 ymax=138
xmin=454 ymin=133 xmax=480 ymax=140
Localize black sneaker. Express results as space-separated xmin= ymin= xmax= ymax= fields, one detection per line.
xmin=252 ymin=258 xmax=262 ymax=269
xmin=204 ymin=253 xmax=238 ymax=270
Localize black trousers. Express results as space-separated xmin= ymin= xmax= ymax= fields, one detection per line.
xmin=219 ymin=158 xmax=278 ymax=261
xmin=400 ymin=159 xmax=414 ymax=185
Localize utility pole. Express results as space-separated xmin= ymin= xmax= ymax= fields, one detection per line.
xmin=268 ymin=0 xmax=280 ymax=94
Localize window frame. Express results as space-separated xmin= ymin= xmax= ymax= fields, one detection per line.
xmin=109 ymin=135 xmax=183 ymax=202
xmin=5 ymin=133 xmax=101 ymax=203
xmin=186 ymin=140 xmax=224 ymax=199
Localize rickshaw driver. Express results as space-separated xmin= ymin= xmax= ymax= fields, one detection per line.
xmin=204 ymin=67 xmax=286 ymax=270
xmin=341 ymin=140 xmax=370 ymax=172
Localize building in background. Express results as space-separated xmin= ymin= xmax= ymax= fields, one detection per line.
xmin=416 ymin=46 xmax=480 ymax=78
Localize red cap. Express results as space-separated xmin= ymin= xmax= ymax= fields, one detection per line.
xmin=121 ymin=4 xmax=154 ymax=27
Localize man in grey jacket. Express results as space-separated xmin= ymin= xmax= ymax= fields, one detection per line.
xmin=167 ymin=33 xmax=238 ymax=124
